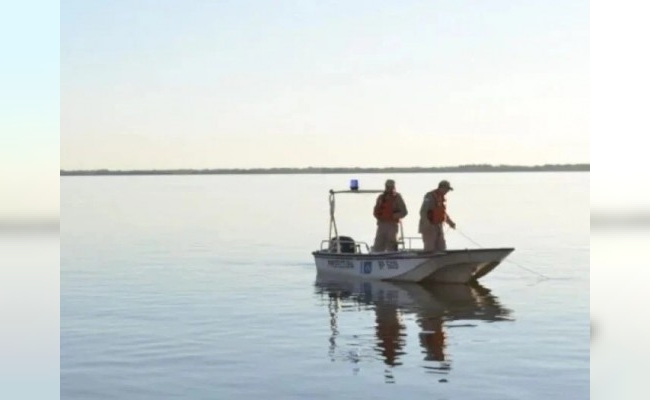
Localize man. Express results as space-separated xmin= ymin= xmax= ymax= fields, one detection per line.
xmin=372 ymin=179 xmax=408 ymax=252
xmin=418 ymin=180 xmax=456 ymax=253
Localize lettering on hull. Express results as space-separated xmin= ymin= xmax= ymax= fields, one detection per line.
xmin=324 ymin=258 xmax=402 ymax=272
xmin=378 ymin=260 xmax=399 ymax=270
xmin=326 ymin=259 xmax=354 ymax=269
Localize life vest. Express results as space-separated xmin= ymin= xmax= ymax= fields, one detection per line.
xmin=374 ymin=192 xmax=399 ymax=222
xmin=427 ymin=189 xmax=447 ymax=224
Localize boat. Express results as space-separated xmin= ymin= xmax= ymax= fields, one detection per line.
xmin=311 ymin=181 xmax=515 ymax=284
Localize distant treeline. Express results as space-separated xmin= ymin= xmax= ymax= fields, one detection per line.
xmin=61 ymin=164 xmax=589 ymax=176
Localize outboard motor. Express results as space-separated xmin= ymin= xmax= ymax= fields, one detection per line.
xmin=329 ymin=236 xmax=356 ymax=254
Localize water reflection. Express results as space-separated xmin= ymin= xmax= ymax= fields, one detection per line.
xmin=315 ymin=272 xmax=513 ymax=382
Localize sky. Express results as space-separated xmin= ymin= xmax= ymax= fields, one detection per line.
xmin=61 ymin=0 xmax=589 ymax=169
xmin=1 ymin=0 xmax=59 ymax=218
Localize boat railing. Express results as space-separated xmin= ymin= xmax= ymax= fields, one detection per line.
xmin=397 ymin=236 xmax=423 ymax=251
xmin=322 ymin=186 xmax=424 ymax=254
xmin=319 ymin=239 xmax=371 ymax=254
xmin=319 ymin=236 xmax=423 ymax=253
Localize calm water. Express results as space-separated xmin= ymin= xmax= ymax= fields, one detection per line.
xmin=61 ymin=173 xmax=589 ymax=399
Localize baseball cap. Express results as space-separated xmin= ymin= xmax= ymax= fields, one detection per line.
xmin=438 ymin=180 xmax=453 ymax=190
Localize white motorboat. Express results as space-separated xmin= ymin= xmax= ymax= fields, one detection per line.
xmin=312 ymin=181 xmax=515 ymax=284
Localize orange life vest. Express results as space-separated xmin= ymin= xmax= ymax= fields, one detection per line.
xmin=374 ymin=192 xmax=399 ymax=222
xmin=427 ymin=189 xmax=447 ymax=224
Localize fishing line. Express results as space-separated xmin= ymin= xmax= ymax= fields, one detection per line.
xmin=448 ymin=226 xmax=553 ymax=281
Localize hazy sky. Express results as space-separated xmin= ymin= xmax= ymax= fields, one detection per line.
xmin=61 ymin=0 xmax=589 ymax=169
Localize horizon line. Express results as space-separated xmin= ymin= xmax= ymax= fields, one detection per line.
xmin=60 ymin=163 xmax=590 ymax=176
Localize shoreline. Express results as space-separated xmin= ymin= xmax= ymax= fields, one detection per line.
xmin=60 ymin=164 xmax=590 ymax=176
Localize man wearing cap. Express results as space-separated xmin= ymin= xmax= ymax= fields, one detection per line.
xmin=418 ymin=180 xmax=456 ymax=252
xmin=372 ymin=179 xmax=408 ymax=252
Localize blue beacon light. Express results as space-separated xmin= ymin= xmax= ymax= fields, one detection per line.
xmin=350 ymin=179 xmax=359 ymax=191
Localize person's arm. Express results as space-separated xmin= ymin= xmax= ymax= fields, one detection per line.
xmin=419 ymin=193 xmax=432 ymax=223
xmin=373 ymin=194 xmax=383 ymax=219
xmin=445 ymin=211 xmax=456 ymax=228
xmin=393 ymin=194 xmax=408 ymax=220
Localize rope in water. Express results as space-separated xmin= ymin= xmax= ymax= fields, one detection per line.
xmin=449 ymin=227 xmax=552 ymax=281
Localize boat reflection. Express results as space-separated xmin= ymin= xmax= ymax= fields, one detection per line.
xmin=314 ymin=272 xmax=514 ymax=382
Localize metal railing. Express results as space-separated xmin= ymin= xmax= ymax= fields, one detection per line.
xmin=397 ymin=236 xmax=423 ymax=251
xmin=319 ymin=239 xmax=372 ymax=253
xmin=321 ymin=187 xmax=424 ymax=254
xmin=319 ymin=236 xmax=423 ymax=254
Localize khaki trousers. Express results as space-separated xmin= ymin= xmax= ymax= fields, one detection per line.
xmin=421 ymin=223 xmax=446 ymax=253
xmin=373 ymin=221 xmax=399 ymax=252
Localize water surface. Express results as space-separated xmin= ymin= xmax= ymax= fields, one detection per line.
xmin=61 ymin=172 xmax=589 ymax=399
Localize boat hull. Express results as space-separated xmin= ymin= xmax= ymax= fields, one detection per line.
xmin=312 ymin=248 xmax=515 ymax=283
